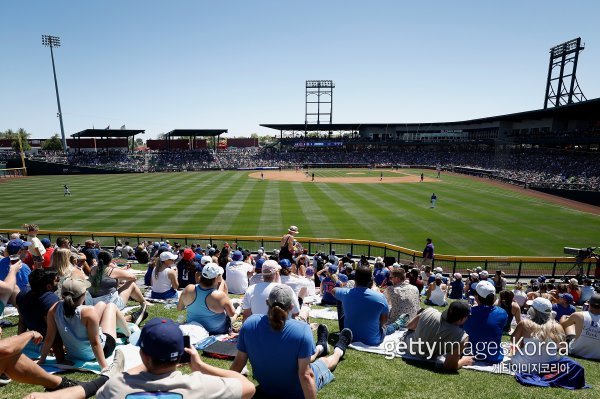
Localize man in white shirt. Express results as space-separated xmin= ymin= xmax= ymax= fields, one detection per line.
xmin=226 ymin=251 xmax=254 ymax=294
xmin=242 ymin=260 xmax=299 ymax=319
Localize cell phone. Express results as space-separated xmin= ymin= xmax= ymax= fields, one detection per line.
xmin=180 ymin=335 xmax=191 ymax=363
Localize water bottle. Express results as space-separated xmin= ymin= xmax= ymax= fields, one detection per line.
xmin=468 ymin=295 xmax=475 ymax=306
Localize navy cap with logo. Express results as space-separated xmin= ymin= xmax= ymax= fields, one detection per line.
xmin=136 ymin=318 xmax=184 ymax=362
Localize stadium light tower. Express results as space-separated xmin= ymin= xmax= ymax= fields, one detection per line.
xmin=41 ymin=34 xmax=68 ymax=155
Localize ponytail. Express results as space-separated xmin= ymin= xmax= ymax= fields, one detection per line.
xmin=63 ymin=293 xmax=78 ymax=318
xmin=91 ymin=250 xmax=112 ymax=292
xmin=268 ymin=304 xmax=288 ymax=331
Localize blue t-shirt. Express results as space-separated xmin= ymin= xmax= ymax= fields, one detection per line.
xmin=0 ymin=257 xmax=32 ymax=291
xmin=334 ymin=287 xmax=389 ymax=346
xmin=320 ymin=277 xmax=340 ymax=305
xmin=16 ymin=287 xmax=59 ymax=336
xmin=448 ymin=280 xmax=464 ymax=299
xmin=373 ymin=268 xmax=390 ymax=287
xmin=464 ymin=305 xmax=508 ymax=363
xmin=552 ymin=303 xmax=576 ymax=321
xmin=238 ymin=315 xmax=314 ymax=399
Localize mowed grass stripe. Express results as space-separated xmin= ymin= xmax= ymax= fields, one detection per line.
xmin=226 ymin=178 xmax=269 ymax=236
xmin=289 ymin=181 xmax=339 ymax=239
xmin=327 ymin=183 xmax=401 ymax=242
xmin=311 ymin=183 xmax=374 ymax=239
xmin=60 ymin=173 xmax=194 ymax=232
xmin=156 ymin=173 xmax=239 ymax=233
xmin=126 ymin=172 xmax=228 ymax=233
xmin=202 ymin=175 xmax=258 ymax=234
xmin=257 ymin=181 xmax=283 ymax=237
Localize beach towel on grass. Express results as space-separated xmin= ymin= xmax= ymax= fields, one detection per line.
xmin=309 ymin=308 xmax=338 ymax=320
xmin=40 ymin=343 xmax=143 ymax=374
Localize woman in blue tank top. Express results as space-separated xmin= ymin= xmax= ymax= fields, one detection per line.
xmin=39 ymin=277 xmax=130 ymax=371
xmin=177 ymin=263 xmax=235 ymax=334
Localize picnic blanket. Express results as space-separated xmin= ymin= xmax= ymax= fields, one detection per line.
xmin=309 ymin=308 xmax=338 ymax=320
xmin=40 ymin=343 xmax=144 ymax=374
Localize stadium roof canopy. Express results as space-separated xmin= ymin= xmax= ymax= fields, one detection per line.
xmin=261 ymin=97 xmax=600 ymax=132
xmin=71 ymin=129 xmax=145 ymax=138
xmin=165 ymin=129 xmax=227 ymax=137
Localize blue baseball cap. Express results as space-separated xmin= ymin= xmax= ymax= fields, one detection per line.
xmin=279 ymin=259 xmax=292 ymax=269
xmin=7 ymin=239 xmax=31 ymax=255
xmin=255 ymin=258 xmax=266 ymax=271
xmin=560 ymin=293 xmax=574 ymax=304
xmin=232 ymin=250 xmax=243 ymax=261
xmin=328 ymin=264 xmax=338 ymax=274
xmin=136 ymin=318 xmax=184 ymax=362
xmin=41 ymin=238 xmax=52 ymax=248
xmin=338 ymin=274 xmax=349 ymax=283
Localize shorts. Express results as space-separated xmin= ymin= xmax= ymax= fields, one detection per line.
xmin=103 ymin=333 xmax=116 ymax=358
xmin=422 ymin=258 xmax=432 ymax=267
xmin=310 ymin=359 xmax=335 ymax=391
xmin=151 ymin=288 xmax=177 ymax=300
xmin=86 ymin=291 xmax=126 ymax=310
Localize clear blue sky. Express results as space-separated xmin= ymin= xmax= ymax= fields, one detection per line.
xmin=2 ymin=1 xmax=599 ymax=139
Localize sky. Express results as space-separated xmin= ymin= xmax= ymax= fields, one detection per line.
xmin=2 ymin=1 xmax=600 ymax=139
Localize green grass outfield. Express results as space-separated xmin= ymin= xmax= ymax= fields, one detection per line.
xmin=0 ymin=168 xmax=598 ymax=256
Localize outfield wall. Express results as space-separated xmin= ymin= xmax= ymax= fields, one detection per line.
xmin=4 ymin=229 xmax=596 ymax=280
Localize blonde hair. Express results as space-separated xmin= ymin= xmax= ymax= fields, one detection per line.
xmin=525 ymin=308 xmax=566 ymax=345
xmin=52 ymin=248 xmax=72 ymax=277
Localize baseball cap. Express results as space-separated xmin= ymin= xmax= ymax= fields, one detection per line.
xmin=232 ymin=250 xmax=243 ymax=261
xmin=182 ymin=248 xmax=195 ymax=261
xmin=475 ymin=267 xmax=482 ymax=273
xmin=589 ymin=293 xmax=600 ymax=307
xmin=328 ymin=264 xmax=338 ymax=274
xmin=537 ymin=275 xmax=547 ymax=283
xmin=475 ymin=280 xmax=495 ymax=298
xmin=568 ymin=278 xmax=579 ymax=286
xmin=267 ymin=285 xmax=294 ymax=309
xmin=202 ymin=263 xmax=224 ymax=279
xmin=305 ymin=266 xmax=315 ymax=277
xmin=288 ymin=226 xmax=299 ymax=234
xmin=261 ymin=260 xmax=281 ymax=276
xmin=208 ymin=248 xmax=216 ymax=256
xmin=41 ymin=238 xmax=52 ymax=248
xmin=160 ymin=252 xmax=178 ymax=262
xmin=257 ymin=248 xmax=264 ymax=255
xmin=136 ymin=318 xmax=184 ymax=362
xmin=479 ymin=270 xmax=489 ymax=278
xmin=7 ymin=239 xmax=32 ymax=255
xmin=255 ymin=258 xmax=266 ymax=271
xmin=338 ymin=274 xmax=349 ymax=283
xmin=559 ymin=293 xmax=574 ymax=304
xmin=200 ymin=255 xmax=212 ymax=266
xmin=530 ymin=297 xmax=552 ymax=314
xmin=434 ymin=267 xmax=443 ymax=273
xmin=434 ymin=273 xmax=443 ymax=280
xmin=279 ymin=259 xmax=292 ymax=269
xmin=61 ymin=278 xmax=91 ymax=298
xmin=453 ymin=273 xmax=462 ymax=280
